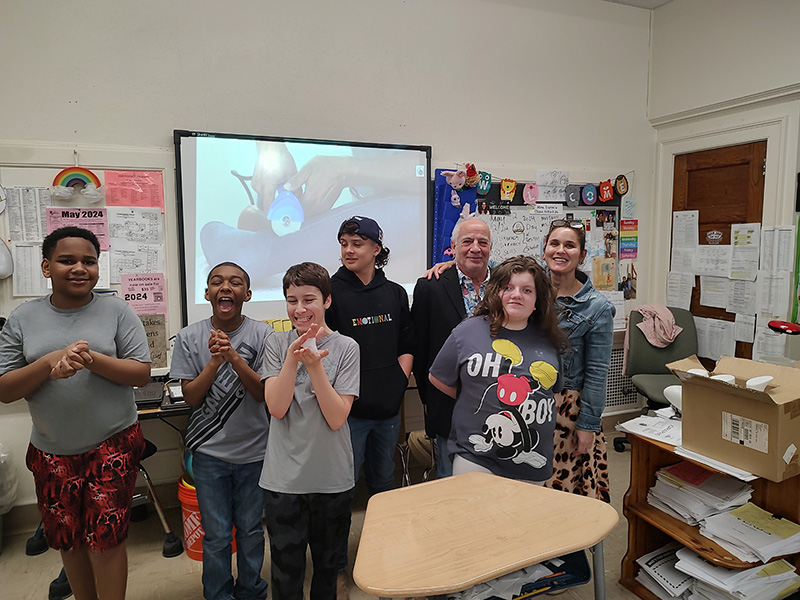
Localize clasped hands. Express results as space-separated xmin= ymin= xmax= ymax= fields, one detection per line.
xmin=49 ymin=341 xmax=93 ymax=380
xmin=208 ymin=329 xmax=238 ymax=365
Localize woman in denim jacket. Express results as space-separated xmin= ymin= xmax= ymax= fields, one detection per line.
xmin=542 ymin=219 xmax=615 ymax=502
xmin=424 ymin=219 xmax=615 ymax=501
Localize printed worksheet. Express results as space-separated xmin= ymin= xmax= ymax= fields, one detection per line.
xmin=107 ymin=206 xmax=163 ymax=244
xmin=752 ymin=327 xmax=787 ymax=362
xmin=672 ymin=210 xmax=699 ymax=248
xmin=695 ymin=245 xmax=732 ymax=277
xmin=6 ymin=187 xmax=51 ymax=242
xmin=734 ymin=314 xmax=756 ymax=344
xmin=699 ymin=276 xmax=729 ymax=309
xmin=11 ymin=243 xmax=47 ymax=296
xmin=727 ymin=279 xmax=757 ymax=315
xmin=756 ymin=270 xmax=792 ymax=319
xmin=110 ymin=241 xmax=165 ymax=284
xmin=760 ymin=226 xmax=796 ymax=272
xmin=730 ymin=223 xmax=760 ymax=281
xmin=670 ymin=247 xmax=695 ymax=274
xmin=694 ymin=316 xmax=736 ymax=361
xmin=666 ymin=272 xmax=694 ymax=310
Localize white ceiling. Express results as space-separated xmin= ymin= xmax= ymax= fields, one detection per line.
xmin=601 ymin=0 xmax=674 ymax=9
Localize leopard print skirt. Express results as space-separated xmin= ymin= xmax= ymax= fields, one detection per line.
xmin=544 ymin=389 xmax=611 ymax=503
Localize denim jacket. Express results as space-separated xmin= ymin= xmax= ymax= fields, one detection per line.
xmin=556 ymin=271 xmax=616 ymax=432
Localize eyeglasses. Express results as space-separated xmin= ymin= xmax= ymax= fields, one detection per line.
xmin=549 ymin=219 xmax=585 ymax=231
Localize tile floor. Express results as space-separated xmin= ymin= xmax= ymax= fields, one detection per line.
xmin=0 ymin=431 xmax=639 ymax=600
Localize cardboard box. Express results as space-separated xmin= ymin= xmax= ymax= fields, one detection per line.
xmin=668 ymin=355 xmax=800 ymax=483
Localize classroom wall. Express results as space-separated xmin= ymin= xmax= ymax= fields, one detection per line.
xmin=0 ymin=0 xmax=654 ymax=172
xmin=649 ymin=0 xmax=800 ymax=121
xmin=0 ymin=0 xmax=655 ymax=511
xmin=644 ymin=0 xmax=800 ymax=304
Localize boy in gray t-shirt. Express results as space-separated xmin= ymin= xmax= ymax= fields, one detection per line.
xmin=260 ymin=262 xmax=359 ymax=600
xmin=0 ymin=227 xmax=151 ymax=599
xmin=170 ymin=262 xmax=272 ymax=600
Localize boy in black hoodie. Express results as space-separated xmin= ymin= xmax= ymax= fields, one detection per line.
xmin=327 ymin=216 xmax=415 ymax=586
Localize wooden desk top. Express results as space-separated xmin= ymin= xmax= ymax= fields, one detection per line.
xmin=353 ymin=471 xmax=618 ymax=597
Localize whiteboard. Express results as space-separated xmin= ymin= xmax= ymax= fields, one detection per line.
xmin=476 ymin=205 xmax=618 ymax=282
xmin=477 ymin=207 xmax=561 ymax=263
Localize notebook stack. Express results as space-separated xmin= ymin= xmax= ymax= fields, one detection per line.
xmin=675 ymin=547 xmax=800 ymax=600
xmin=647 ymin=461 xmax=752 ymax=526
xmin=701 ymin=503 xmax=800 ymax=564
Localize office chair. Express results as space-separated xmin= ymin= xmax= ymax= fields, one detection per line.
xmin=614 ymin=307 xmax=698 ymax=452
xmin=134 ymin=438 xmax=184 ymax=557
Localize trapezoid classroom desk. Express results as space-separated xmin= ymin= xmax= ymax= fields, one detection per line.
xmin=353 ymin=471 xmax=619 ymax=599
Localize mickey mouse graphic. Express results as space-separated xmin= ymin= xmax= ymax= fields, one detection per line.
xmin=469 ymin=339 xmax=557 ymax=469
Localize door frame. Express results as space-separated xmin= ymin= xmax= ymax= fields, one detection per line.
xmin=648 ymin=98 xmax=800 ymax=304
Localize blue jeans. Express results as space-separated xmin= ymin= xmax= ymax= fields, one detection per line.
xmin=349 ymin=412 xmax=401 ymax=493
xmin=436 ymin=435 xmax=453 ymax=478
xmin=192 ymin=452 xmax=268 ymax=600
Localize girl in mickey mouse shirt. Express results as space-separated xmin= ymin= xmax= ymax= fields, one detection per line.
xmin=429 ymin=255 xmax=568 ymax=483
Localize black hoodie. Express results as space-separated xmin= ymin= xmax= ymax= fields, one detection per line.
xmin=327 ymin=266 xmax=415 ymax=419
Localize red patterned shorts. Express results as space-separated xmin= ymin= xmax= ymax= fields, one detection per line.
xmin=25 ymin=421 xmax=144 ymax=552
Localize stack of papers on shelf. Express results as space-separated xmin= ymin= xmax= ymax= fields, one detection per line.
xmin=675 ymin=548 xmax=800 ymax=600
xmin=674 ymin=447 xmax=757 ymax=482
xmin=701 ymin=503 xmax=800 ymax=563
xmin=647 ymin=461 xmax=753 ymax=525
xmin=635 ymin=542 xmax=694 ymax=599
xmin=616 ymin=415 xmax=682 ymax=446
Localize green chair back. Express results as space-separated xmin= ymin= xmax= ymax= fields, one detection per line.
xmin=626 ymin=307 xmax=698 ymax=378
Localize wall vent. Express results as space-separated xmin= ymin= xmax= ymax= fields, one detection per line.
xmin=604 ymin=346 xmax=642 ymax=415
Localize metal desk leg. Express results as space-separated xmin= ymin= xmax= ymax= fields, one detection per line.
xmin=591 ymin=540 xmax=606 ymax=600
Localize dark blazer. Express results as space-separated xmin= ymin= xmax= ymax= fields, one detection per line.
xmin=411 ymin=268 xmax=467 ymax=438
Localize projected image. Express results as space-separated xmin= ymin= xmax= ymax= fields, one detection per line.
xmin=177 ymin=133 xmax=430 ymax=324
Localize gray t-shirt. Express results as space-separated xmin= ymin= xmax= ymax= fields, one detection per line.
xmin=0 ymin=294 xmax=151 ymax=455
xmin=170 ymin=317 xmax=273 ymax=464
xmin=259 ymin=329 xmax=360 ymax=494
xmin=430 ymin=316 xmax=563 ymax=482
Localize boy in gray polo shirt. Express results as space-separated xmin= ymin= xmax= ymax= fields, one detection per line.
xmin=260 ymin=262 xmax=359 ymax=600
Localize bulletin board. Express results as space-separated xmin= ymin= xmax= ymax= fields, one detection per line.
xmin=0 ymin=143 xmax=181 ymax=374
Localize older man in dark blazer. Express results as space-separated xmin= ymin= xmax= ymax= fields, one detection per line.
xmin=411 ymin=217 xmax=492 ymax=477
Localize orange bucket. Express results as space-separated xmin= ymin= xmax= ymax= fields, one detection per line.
xmin=177 ymin=476 xmax=236 ymax=561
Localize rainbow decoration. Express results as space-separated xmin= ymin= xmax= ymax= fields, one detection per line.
xmin=52 ymin=166 xmax=101 ymax=188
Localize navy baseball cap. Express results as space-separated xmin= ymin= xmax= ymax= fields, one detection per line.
xmin=337 ymin=216 xmax=383 ymax=246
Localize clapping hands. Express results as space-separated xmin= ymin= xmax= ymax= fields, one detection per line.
xmin=290 ymin=324 xmax=329 ymax=366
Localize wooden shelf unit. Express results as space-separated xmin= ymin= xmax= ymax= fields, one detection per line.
xmin=620 ymin=433 xmax=800 ymax=598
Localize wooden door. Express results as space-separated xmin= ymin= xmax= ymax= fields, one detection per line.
xmin=672 ymin=141 xmax=767 ymax=359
